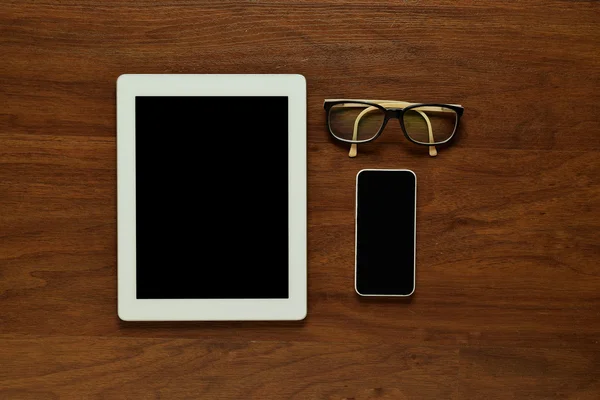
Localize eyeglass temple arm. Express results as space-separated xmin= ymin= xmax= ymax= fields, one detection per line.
xmin=349 ymin=106 xmax=378 ymax=157
xmin=329 ymin=100 xmax=461 ymax=112
xmin=417 ymin=110 xmax=437 ymax=157
xmin=349 ymin=102 xmax=437 ymax=158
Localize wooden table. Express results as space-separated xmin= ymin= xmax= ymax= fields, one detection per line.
xmin=2 ymin=1 xmax=599 ymax=398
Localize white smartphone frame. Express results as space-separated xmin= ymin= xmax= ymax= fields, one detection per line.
xmin=354 ymin=169 xmax=417 ymax=297
xmin=117 ymin=74 xmax=307 ymax=321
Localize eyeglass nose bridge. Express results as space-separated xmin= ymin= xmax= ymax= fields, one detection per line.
xmin=385 ymin=108 xmax=404 ymax=119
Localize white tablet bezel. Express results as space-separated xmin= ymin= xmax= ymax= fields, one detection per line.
xmin=117 ymin=74 xmax=307 ymax=321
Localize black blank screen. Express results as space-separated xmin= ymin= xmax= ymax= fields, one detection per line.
xmin=356 ymin=170 xmax=416 ymax=295
xmin=135 ymin=96 xmax=289 ymax=299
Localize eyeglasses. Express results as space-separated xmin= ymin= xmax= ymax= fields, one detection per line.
xmin=324 ymin=99 xmax=464 ymax=157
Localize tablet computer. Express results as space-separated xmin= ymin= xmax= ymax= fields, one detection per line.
xmin=117 ymin=74 xmax=307 ymax=321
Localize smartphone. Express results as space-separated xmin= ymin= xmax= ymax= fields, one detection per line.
xmin=355 ymin=169 xmax=416 ymax=296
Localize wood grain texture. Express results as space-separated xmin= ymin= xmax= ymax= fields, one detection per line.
xmin=1 ymin=0 xmax=599 ymax=398
xmin=0 ymin=335 xmax=459 ymax=399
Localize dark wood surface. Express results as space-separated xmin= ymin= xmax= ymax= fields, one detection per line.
xmin=2 ymin=1 xmax=599 ymax=398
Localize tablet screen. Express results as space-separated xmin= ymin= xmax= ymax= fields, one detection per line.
xmin=135 ymin=96 xmax=288 ymax=299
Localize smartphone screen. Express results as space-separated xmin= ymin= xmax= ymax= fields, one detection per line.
xmin=355 ymin=169 xmax=416 ymax=296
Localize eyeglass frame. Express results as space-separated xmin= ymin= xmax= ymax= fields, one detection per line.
xmin=323 ymin=99 xmax=464 ymax=147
